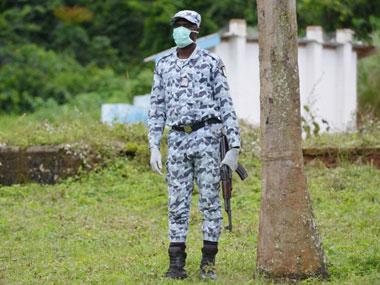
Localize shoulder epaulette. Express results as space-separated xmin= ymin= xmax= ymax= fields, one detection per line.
xmin=198 ymin=48 xmax=220 ymax=66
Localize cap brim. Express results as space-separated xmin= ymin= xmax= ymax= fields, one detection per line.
xmin=169 ymin=17 xmax=177 ymax=26
xmin=170 ymin=16 xmax=198 ymax=27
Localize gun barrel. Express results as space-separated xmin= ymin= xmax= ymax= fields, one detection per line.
xmin=225 ymin=210 xmax=232 ymax=232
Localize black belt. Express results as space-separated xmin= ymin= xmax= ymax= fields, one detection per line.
xmin=172 ymin=118 xmax=221 ymax=133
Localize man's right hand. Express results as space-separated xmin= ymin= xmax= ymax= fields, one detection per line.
xmin=150 ymin=147 xmax=163 ymax=175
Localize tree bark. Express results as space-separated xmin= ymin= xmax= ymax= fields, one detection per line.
xmin=256 ymin=0 xmax=329 ymax=280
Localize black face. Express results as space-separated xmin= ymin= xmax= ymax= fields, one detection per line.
xmin=173 ymin=18 xmax=199 ymax=41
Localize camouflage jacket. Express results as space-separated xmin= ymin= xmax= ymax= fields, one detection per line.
xmin=148 ymin=45 xmax=240 ymax=149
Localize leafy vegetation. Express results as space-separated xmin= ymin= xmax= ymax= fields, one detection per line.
xmin=0 ymin=1 xmax=379 ymax=116
xmin=358 ymin=32 xmax=380 ymax=119
xmin=296 ymin=0 xmax=380 ymax=41
xmin=1 ymin=0 xmax=378 ymax=64
xmin=0 ymin=44 xmax=154 ymax=114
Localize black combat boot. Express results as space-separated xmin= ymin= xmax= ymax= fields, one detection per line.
xmin=165 ymin=243 xmax=187 ymax=279
xmin=200 ymin=242 xmax=218 ymax=279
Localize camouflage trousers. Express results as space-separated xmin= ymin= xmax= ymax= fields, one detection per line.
xmin=166 ymin=123 xmax=223 ymax=242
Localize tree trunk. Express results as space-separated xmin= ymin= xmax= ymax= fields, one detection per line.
xmin=256 ymin=0 xmax=329 ymax=280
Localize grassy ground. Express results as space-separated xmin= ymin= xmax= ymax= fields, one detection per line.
xmin=0 ymin=149 xmax=379 ymax=284
xmin=0 ymin=114 xmax=379 ymax=283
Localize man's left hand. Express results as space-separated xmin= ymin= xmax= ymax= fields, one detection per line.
xmin=220 ymin=148 xmax=239 ymax=171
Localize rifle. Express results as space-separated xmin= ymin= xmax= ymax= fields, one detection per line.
xmin=220 ymin=134 xmax=248 ymax=232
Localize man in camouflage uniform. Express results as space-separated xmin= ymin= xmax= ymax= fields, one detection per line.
xmin=148 ymin=10 xmax=241 ymax=280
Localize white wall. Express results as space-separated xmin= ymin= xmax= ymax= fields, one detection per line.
xmin=212 ymin=21 xmax=359 ymax=132
xmin=215 ymin=39 xmax=261 ymax=125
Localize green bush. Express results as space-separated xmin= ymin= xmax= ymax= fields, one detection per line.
xmin=0 ymin=44 xmax=134 ymax=114
xmin=358 ymin=32 xmax=380 ymax=118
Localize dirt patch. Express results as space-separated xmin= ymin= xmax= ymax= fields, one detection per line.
xmin=303 ymin=147 xmax=380 ymax=169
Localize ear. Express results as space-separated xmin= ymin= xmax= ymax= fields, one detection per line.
xmin=190 ymin=29 xmax=198 ymax=41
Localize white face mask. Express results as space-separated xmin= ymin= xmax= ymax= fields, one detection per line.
xmin=173 ymin=26 xmax=198 ymax=48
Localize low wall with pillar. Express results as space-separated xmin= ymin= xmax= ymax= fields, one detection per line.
xmin=1 ymin=145 xmax=380 ymax=186
xmin=0 ymin=146 xmax=83 ymax=186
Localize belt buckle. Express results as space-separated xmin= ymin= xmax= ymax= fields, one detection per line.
xmin=184 ymin=125 xmax=192 ymax=133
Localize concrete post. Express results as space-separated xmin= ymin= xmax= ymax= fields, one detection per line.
xmin=228 ymin=19 xmax=247 ymax=119
xmin=304 ymin=26 xmax=325 ymax=130
xmin=336 ymin=29 xmax=356 ymax=130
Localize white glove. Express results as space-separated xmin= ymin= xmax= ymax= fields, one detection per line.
xmin=220 ymin=148 xmax=239 ymax=171
xmin=150 ymin=147 xmax=163 ymax=175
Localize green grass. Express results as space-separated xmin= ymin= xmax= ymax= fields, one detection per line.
xmin=0 ymin=112 xmax=379 ymax=283
xmin=300 ymin=114 xmax=380 ymax=149
xmin=0 ymin=150 xmax=379 ymax=284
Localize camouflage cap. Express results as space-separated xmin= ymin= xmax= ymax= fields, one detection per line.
xmin=170 ymin=10 xmax=201 ymax=27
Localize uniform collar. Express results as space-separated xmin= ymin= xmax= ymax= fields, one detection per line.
xmin=173 ymin=45 xmax=200 ymax=66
